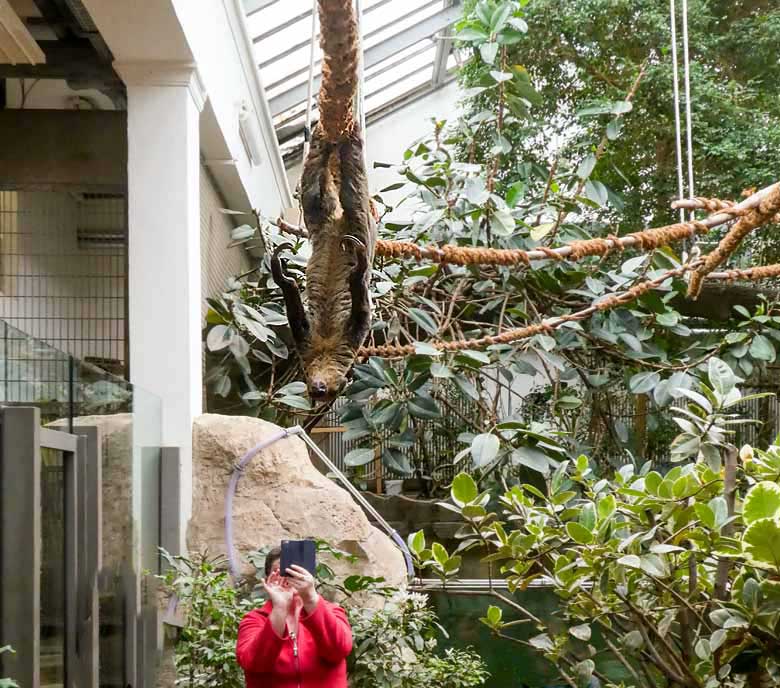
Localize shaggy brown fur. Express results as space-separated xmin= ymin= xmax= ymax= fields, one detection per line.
xmin=271 ymin=0 xmax=376 ymax=401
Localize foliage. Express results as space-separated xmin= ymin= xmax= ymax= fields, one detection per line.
xmin=348 ymin=591 xmax=489 ymax=688
xmin=459 ymin=0 xmax=780 ymax=258
xmin=203 ymin=0 xmax=780 ymax=489
xmin=159 ymin=551 xmax=257 ymax=688
xmin=0 ymin=646 xmax=17 ymax=688
xmin=409 ymin=371 xmax=780 ymax=687
xmin=158 ymin=547 xmax=487 ymax=688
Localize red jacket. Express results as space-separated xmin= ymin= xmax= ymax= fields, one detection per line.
xmin=236 ymin=598 xmax=352 ymax=688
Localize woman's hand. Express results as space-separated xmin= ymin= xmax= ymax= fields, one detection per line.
xmin=263 ymin=571 xmax=294 ymax=611
xmin=285 ymin=565 xmax=319 ymax=612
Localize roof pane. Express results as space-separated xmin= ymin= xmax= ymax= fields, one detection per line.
xmin=247 ymin=0 xmax=460 ymax=162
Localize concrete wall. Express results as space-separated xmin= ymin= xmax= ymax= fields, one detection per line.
xmin=199 ymin=166 xmax=250 ymax=318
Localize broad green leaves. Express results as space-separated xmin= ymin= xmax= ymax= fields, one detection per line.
xmin=743 ymin=482 xmax=780 ymax=524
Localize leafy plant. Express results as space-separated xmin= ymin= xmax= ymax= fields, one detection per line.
xmin=348 ymin=591 xmax=489 ymax=688
xmin=409 ymin=372 xmax=780 ymax=687
xmin=204 ymin=0 xmax=780 ymax=490
xmin=158 ymin=546 xmax=487 ymax=688
xmin=0 ymin=646 xmax=17 ymax=688
xmin=159 ymin=551 xmax=257 ymax=688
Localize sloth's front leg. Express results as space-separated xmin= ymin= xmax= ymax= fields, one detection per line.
xmin=342 ymin=235 xmax=371 ymax=348
xmin=270 ymin=244 xmax=310 ymax=349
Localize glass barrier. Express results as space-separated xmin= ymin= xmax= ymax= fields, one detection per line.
xmin=0 ymin=318 xmax=165 ymax=687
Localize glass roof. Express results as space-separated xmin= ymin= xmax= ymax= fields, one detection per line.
xmin=245 ymin=0 xmax=463 ymax=162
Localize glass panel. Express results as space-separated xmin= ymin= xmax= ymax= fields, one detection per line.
xmin=0 ymin=320 xmax=164 ymax=688
xmin=40 ymin=447 xmax=65 ymax=688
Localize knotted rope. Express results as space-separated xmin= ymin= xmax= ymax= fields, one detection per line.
xmin=687 ymin=184 xmax=780 ymax=298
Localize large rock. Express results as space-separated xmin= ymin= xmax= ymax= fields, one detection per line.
xmin=49 ymin=413 xmax=134 ymax=570
xmin=188 ymin=414 xmax=407 ymax=594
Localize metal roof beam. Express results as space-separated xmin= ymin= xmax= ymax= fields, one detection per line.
xmin=243 ymin=0 xmax=279 ymax=16
xmin=432 ymin=0 xmax=455 ymax=87
xmin=269 ymin=1 xmax=461 ymax=117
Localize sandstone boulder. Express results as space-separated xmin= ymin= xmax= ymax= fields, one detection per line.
xmin=49 ymin=413 xmax=133 ymax=570
xmin=188 ymin=414 xmax=407 ymax=594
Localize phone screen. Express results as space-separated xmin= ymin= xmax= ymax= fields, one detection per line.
xmin=279 ymin=539 xmax=317 ymax=576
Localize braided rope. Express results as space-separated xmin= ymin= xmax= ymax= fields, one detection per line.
xmin=359 ymin=266 xmax=691 ymax=359
xmin=688 ymin=184 xmax=780 ymax=298
xmin=709 ymin=263 xmax=780 ymax=282
xmin=317 ymin=0 xmax=360 ymax=143
xmin=277 ymin=183 xmax=780 ymax=269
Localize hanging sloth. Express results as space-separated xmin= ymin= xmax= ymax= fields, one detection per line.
xmin=271 ymin=0 xmax=376 ymax=402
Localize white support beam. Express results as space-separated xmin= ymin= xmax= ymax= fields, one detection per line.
xmin=269 ymin=2 xmax=462 ymax=117
xmin=117 ymin=61 xmax=206 ymax=554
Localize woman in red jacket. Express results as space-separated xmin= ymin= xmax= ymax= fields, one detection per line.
xmin=236 ymin=548 xmax=353 ymax=688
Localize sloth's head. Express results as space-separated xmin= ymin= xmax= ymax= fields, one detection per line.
xmin=303 ymin=341 xmax=356 ymax=402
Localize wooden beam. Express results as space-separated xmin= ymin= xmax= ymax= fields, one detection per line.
xmin=0 ymin=0 xmax=45 ymax=64
xmin=0 ymin=39 xmax=118 ymax=86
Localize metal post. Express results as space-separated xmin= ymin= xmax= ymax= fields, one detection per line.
xmin=159 ymin=447 xmax=181 ymax=569
xmin=64 ymin=428 xmax=80 ymax=688
xmin=76 ymin=427 xmax=101 ymax=688
xmin=0 ymin=407 xmax=42 ymax=688
xmin=68 ymin=355 xmax=75 ymax=434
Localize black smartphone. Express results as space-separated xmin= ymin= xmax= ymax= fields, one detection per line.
xmin=279 ymin=539 xmax=317 ymax=576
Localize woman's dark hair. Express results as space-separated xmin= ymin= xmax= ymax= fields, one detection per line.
xmin=264 ymin=547 xmax=282 ymax=577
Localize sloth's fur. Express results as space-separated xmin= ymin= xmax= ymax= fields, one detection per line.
xmin=271 ymin=0 xmax=376 ymax=402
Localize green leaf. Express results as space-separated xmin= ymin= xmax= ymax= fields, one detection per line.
xmin=276 ymin=381 xmax=307 ymax=396
xmin=566 ymin=521 xmax=594 ymax=545
xmin=744 ymin=482 xmax=780 ymax=525
xmin=408 ymin=396 xmax=441 ymax=420
xmin=530 ymin=222 xmax=555 ymax=241
xmin=409 ymin=530 xmax=425 ymax=555
xmin=511 ymin=446 xmax=553 ymax=475
xmin=750 ymin=334 xmax=776 ymax=362
xmin=408 ymin=308 xmax=438 ymax=335
xmin=479 ymin=42 xmax=499 ymax=64
xmin=569 ymin=624 xmax=591 ymax=641
xmin=471 ymin=433 xmax=500 ymax=468
xmin=489 ymin=4 xmax=512 ymax=31
xmin=529 ymin=634 xmax=554 ymax=652
xmin=577 ymin=153 xmax=597 ymax=180
xmin=597 ymin=494 xmax=616 ymax=521
xmin=708 ymin=357 xmax=738 ymax=396
xmin=432 ymin=542 xmax=449 ymax=566
xmin=743 ymin=518 xmax=780 ymax=568
xmin=694 ymin=503 xmax=716 ymax=529
xmin=454 ymin=375 xmax=480 ymax=401
xmin=343 ymin=448 xmax=376 ymax=467
xmin=206 ymin=324 xmax=233 ymax=352
xmin=452 ymin=473 xmax=478 ymax=506
xmin=617 ymin=555 xmax=641 ymax=569
xmin=629 ymin=371 xmax=660 ymax=394
xmin=486 ymin=604 xmax=503 ymax=625
xmin=584 ymin=179 xmax=608 ymax=206
xmin=457 ymin=27 xmax=489 ymax=41
xmin=278 ymin=395 xmax=312 ymax=410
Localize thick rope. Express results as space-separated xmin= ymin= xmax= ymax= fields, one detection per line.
xmin=276 ymin=183 xmax=780 ymax=268
xmin=687 ymin=184 xmax=780 ymax=298
xmin=359 ymin=266 xmax=692 ymax=359
xmin=709 ymin=264 xmax=780 ymax=282
xmin=316 ymin=0 xmax=360 ymax=142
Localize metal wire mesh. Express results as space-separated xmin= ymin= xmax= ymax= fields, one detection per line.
xmin=0 ymin=190 xmax=128 ymax=379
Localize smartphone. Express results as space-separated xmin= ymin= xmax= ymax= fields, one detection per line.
xmin=279 ymin=539 xmax=317 ymax=576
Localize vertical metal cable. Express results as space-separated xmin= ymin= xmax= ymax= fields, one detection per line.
xmin=681 ymin=0 xmax=695 ymax=220
xmin=670 ymin=0 xmax=685 ymax=224
xmin=302 ymin=0 xmax=318 ymax=164
xmin=354 ymin=0 xmax=367 ymax=166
